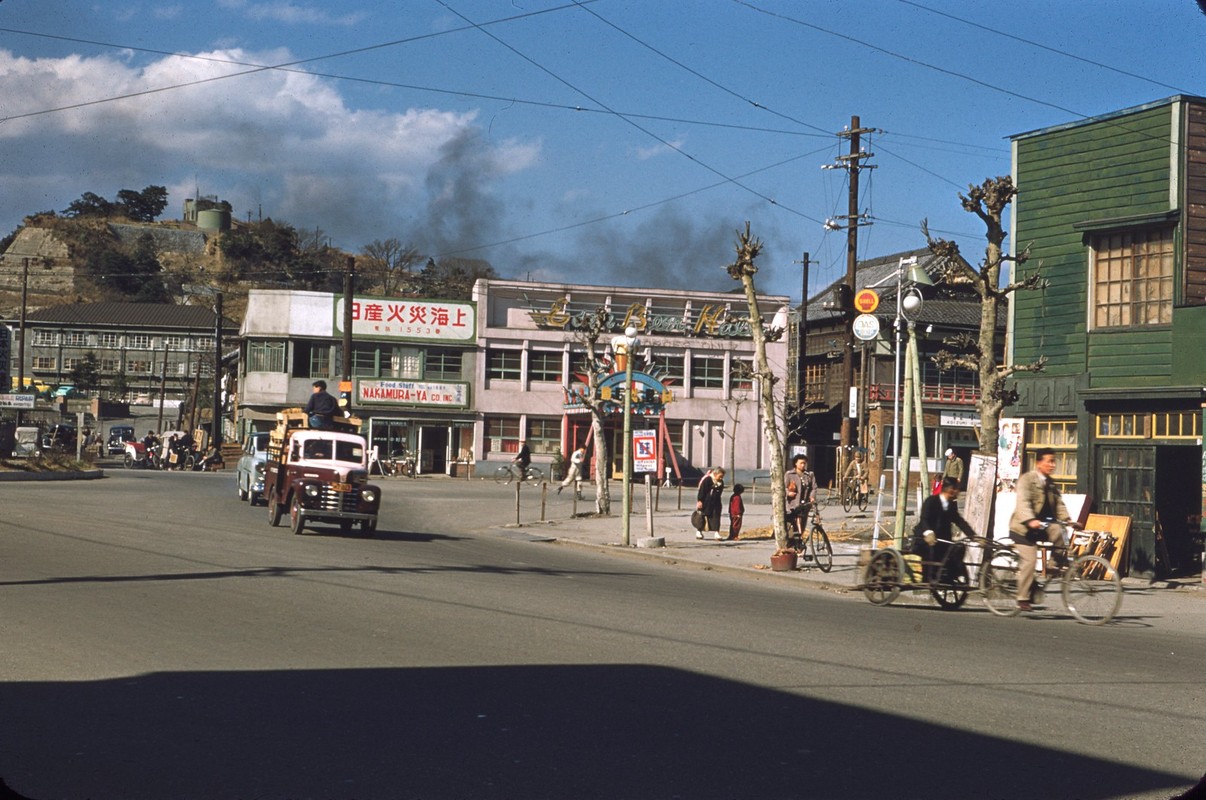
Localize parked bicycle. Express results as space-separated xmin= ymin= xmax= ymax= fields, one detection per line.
xmin=382 ymin=449 xmax=416 ymax=478
xmin=493 ymin=462 xmax=543 ymax=486
xmin=788 ymin=508 xmax=833 ymax=572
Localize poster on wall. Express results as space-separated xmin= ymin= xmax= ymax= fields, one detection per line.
xmin=963 ymin=452 xmax=998 ymax=538
xmin=997 ymin=417 xmax=1025 ymax=481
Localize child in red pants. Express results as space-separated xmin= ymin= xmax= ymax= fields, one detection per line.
xmin=727 ymin=484 xmax=745 ymax=541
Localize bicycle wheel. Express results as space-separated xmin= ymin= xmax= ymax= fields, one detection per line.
xmin=980 ymin=546 xmax=1022 ymax=617
xmin=1062 ymin=554 xmax=1122 ymax=625
xmin=810 ymin=526 xmax=833 ymax=573
xmin=856 ymin=488 xmax=869 ymax=512
xmin=862 ymin=549 xmax=903 ymax=605
xmin=493 ymin=465 xmax=513 ymax=485
xmin=840 ymin=482 xmax=853 ymax=512
xmin=524 ymin=466 xmax=544 ymax=485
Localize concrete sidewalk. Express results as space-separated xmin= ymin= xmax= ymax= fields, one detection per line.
xmin=494 ymin=484 xmax=1206 ymax=598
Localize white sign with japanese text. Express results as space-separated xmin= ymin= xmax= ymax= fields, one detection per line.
xmin=335 ymin=297 xmax=475 ymax=342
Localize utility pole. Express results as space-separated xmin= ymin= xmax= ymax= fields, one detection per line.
xmin=211 ymin=292 xmax=223 ymax=449
xmin=340 ymin=256 xmax=354 ymax=418
xmin=827 ymin=115 xmax=875 ymax=477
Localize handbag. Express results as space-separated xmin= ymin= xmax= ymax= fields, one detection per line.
xmin=691 ymin=509 xmax=706 ymax=531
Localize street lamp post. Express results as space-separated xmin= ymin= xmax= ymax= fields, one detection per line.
xmin=891 ymin=259 xmax=933 ymax=546
xmin=616 ymin=326 xmax=639 ymax=547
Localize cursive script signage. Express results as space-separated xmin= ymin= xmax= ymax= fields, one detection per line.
xmin=525 ymin=296 xmax=753 ymax=339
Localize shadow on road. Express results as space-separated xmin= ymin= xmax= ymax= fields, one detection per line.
xmin=0 ymin=664 xmax=1190 ymax=800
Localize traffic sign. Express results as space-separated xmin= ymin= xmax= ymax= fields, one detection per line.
xmin=854 ymin=288 xmax=880 ymax=314
xmin=633 ymin=429 xmax=657 ymax=473
xmin=852 ymin=313 xmax=881 ymax=341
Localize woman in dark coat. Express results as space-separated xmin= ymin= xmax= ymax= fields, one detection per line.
xmin=695 ymin=467 xmax=726 ymax=540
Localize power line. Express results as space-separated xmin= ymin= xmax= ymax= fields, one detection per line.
xmin=431 ymin=0 xmax=824 ymax=225
xmin=896 ymin=0 xmax=1194 ymax=94
xmin=0 ymin=24 xmax=828 ymax=139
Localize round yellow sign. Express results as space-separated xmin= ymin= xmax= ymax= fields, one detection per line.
xmin=854 ymin=288 xmax=880 ymax=314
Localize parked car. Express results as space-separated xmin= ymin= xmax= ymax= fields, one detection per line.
xmin=12 ymin=426 xmax=41 ymax=458
xmin=236 ymin=432 xmax=271 ymax=506
xmin=41 ymin=423 xmax=76 ymax=452
xmin=107 ymin=425 xmax=135 ymax=455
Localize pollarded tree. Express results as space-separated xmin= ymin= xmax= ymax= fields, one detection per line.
xmin=725 ymin=222 xmax=790 ymax=552
xmin=923 ymin=176 xmax=1047 ymax=454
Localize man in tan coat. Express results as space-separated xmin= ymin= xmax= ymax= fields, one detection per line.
xmin=1008 ymin=447 xmax=1079 ymax=610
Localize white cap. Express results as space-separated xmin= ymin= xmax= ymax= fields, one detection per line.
xmin=945 ymin=448 xmax=953 ymax=457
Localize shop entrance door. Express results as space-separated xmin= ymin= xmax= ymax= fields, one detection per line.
xmin=419 ymin=425 xmax=449 ymax=474
xmin=1095 ymin=445 xmax=1155 ymax=577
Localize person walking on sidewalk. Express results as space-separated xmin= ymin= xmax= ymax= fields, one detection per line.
xmin=696 ymin=467 xmax=726 ymax=540
xmin=557 ymin=446 xmax=587 ymax=495
xmin=943 ymin=448 xmax=965 ymax=489
xmin=728 ymin=483 xmax=745 ymax=541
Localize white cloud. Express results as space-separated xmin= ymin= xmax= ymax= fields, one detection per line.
xmin=215 ymin=0 xmax=367 ymax=26
xmin=0 ymin=47 xmax=540 ymax=252
xmin=635 ymin=137 xmax=685 ymax=161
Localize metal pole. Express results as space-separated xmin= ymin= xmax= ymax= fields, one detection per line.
xmin=911 ymin=322 xmax=930 ymax=494
xmin=156 ymin=345 xmax=169 ymax=433
xmin=894 ymin=321 xmax=914 ymax=547
xmin=622 ymin=340 xmax=634 ymax=547
xmin=892 ymin=267 xmax=903 ymax=499
xmin=645 ymin=473 xmax=654 ymax=535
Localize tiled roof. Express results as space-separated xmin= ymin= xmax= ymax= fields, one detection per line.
xmin=21 ymin=302 xmax=235 ymax=331
xmin=805 ymin=247 xmax=1000 ymax=330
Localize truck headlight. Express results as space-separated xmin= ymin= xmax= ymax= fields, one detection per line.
xmin=304 ymin=484 xmax=320 ymax=498
xmin=361 ymin=488 xmax=377 ymax=504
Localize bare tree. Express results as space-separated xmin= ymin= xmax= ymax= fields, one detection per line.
xmin=569 ymin=307 xmax=615 ymax=516
xmin=361 ymin=238 xmax=421 ymax=295
xmin=725 ymin=222 xmax=790 ymax=551
xmin=923 ymin=176 xmax=1047 ymax=454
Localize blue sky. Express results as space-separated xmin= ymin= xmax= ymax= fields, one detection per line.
xmin=1 ymin=0 xmax=1203 ymax=301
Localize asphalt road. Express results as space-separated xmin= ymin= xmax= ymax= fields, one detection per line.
xmin=1 ymin=471 xmax=1203 ymax=800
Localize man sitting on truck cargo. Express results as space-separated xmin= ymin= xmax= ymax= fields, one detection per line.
xmin=305 ymin=380 xmax=340 ymax=429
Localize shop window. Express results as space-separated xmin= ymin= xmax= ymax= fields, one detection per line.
xmin=528 ymin=351 xmax=563 ymax=383
xmin=733 ymin=359 xmax=754 ymax=391
xmin=247 ymin=341 xmax=287 ymax=373
xmin=1152 ymin=411 xmax=1200 ymax=439
xmin=389 ymin=346 xmax=422 ymax=379
xmin=1097 ymin=413 xmax=1150 ymax=439
xmin=1090 ymin=227 xmax=1173 ymax=329
xmin=486 ymin=349 xmax=522 ymax=381
xmin=351 ymin=343 xmax=378 ymax=377
xmin=528 ymin=417 xmax=560 ymax=454
xmin=649 ymin=353 xmax=684 ymax=384
xmin=424 ymin=348 xmax=463 ymax=381
xmin=803 ymin=363 xmax=826 ymax=404
xmin=486 ymin=416 xmax=522 ymax=454
xmin=1025 ymin=419 xmax=1078 ymax=493
xmin=690 ymin=354 xmax=725 ymax=389
xmin=291 ymin=341 xmax=331 ymax=379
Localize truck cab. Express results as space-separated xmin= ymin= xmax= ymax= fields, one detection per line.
xmin=263 ymin=411 xmax=382 ymax=535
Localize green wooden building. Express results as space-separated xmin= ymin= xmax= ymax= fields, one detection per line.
xmin=1008 ymin=95 xmax=1206 ymax=578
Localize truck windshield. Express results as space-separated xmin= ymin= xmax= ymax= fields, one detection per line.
xmin=335 ymin=441 xmax=364 ymax=463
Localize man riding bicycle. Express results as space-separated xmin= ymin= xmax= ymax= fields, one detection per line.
xmin=1008 ymin=447 xmax=1080 ymax=611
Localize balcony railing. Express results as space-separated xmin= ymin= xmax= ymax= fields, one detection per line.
xmin=868 ymin=382 xmax=981 ymax=406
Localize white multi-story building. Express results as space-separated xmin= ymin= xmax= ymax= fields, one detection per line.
xmin=237 ymin=280 xmax=790 ymax=480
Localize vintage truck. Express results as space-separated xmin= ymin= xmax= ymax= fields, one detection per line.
xmin=263 ymin=410 xmax=382 ymax=535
